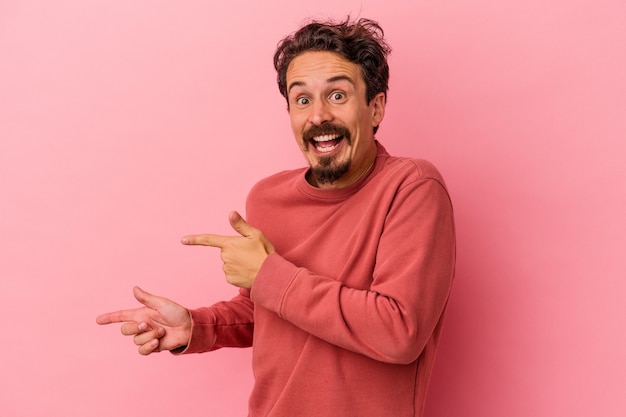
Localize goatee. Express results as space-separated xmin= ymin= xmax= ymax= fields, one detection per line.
xmin=310 ymin=157 xmax=351 ymax=185
xmin=303 ymin=123 xmax=352 ymax=185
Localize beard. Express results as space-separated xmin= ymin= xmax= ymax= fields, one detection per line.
xmin=303 ymin=123 xmax=352 ymax=186
xmin=310 ymin=156 xmax=351 ymax=185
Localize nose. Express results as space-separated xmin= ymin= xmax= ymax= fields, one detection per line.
xmin=308 ymin=99 xmax=333 ymax=126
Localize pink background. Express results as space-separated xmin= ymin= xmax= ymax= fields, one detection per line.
xmin=1 ymin=1 xmax=625 ymax=416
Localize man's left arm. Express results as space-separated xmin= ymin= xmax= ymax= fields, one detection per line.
xmin=250 ymin=179 xmax=455 ymax=364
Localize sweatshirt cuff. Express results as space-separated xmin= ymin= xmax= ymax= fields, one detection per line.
xmin=250 ymin=252 xmax=300 ymax=316
xmin=170 ymin=307 xmax=217 ymax=355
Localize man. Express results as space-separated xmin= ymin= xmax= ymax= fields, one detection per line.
xmin=97 ymin=17 xmax=455 ymax=417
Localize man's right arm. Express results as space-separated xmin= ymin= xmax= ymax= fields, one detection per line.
xmin=96 ymin=286 xmax=255 ymax=355
xmin=175 ymin=289 xmax=255 ymax=354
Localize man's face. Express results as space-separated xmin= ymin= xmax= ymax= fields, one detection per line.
xmin=286 ymin=51 xmax=385 ymax=189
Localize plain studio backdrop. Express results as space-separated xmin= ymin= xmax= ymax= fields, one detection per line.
xmin=1 ymin=1 xmax=624 ymax=416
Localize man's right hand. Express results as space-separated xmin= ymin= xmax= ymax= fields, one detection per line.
xmin=96 ymin=286 xmax=191 ymax=355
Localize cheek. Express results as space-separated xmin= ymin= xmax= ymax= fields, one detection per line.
xmin=289 ymin=115 xmax=308 ymax=150
xmin=289 ymin=112 xmax=307 ymax=135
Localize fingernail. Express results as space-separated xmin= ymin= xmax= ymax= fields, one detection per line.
xmin=181 ymin=237 xmax=189 ymax=244
xmin=157 ymin=328 xmax=165 ymax=337
xmin=138 ymin=322 xmax=148 ymax=332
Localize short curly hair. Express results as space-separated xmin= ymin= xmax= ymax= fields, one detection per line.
xmin=274 ymin=17 xmax=391 ymax=105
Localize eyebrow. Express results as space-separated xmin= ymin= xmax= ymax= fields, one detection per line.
xmin=287 ymin=75 xmax=356 ymax=95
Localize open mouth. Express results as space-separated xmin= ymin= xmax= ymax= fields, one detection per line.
xmin=310 ymin=134 xmax=344 ymax=154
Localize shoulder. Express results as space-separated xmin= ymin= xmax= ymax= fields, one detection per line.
xmin=378 ymin=155 xmax=449 ymax=192
xmin=247 ymin=167 xmax=306 ymax=200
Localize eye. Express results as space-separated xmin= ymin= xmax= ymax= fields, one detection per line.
xmin=296 ymin=96 xmax=310 ymax=106
xmin=330 ymin=91 xmax=346 ymax=102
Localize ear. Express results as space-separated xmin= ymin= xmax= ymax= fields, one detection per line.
xmin=370 ymin=92 xmax=386 ymax=128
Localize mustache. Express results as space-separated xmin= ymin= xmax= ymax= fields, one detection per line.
xmin=303 ymin=123 xmax=350 ymax=143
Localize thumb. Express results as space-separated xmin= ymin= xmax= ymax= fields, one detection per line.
xmin=133 ymin=286 xmax=165 ymax=310
xmin=229 ymin=211 xmax=254 ymax=237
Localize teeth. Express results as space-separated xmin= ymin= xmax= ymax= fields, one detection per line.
xmin=313 ymin=134 xmax=339 ymax=142
xmin=310 ymin=133 xmax=341 ymax=153
xmin=315 ymin=143 xmax=338 ymax=153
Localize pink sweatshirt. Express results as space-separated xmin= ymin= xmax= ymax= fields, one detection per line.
xmin=182 ymin=142 xmax=456 ymax=417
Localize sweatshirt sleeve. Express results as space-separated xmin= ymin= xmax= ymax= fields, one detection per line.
xmin=250 ymin=178 xmax=455 ymax=364
xmin=177 ymin=289 xmax=255 ymax=354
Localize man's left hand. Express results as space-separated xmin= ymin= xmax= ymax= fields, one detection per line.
xmin=182 ymin=211 xmax=275 ymax=288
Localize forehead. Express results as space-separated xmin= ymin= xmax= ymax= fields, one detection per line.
xmin=286 ymin=51 xmax=363 ymax=89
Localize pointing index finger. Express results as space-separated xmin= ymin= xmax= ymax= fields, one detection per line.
xmin=95 ymin=308 xmax=141 ymax=325
xmin=181 ymin=234 xmax=229 ymax=248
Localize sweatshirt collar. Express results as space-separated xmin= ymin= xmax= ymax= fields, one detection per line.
xmin=296 ymin=141 xmax=390 ymax=200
